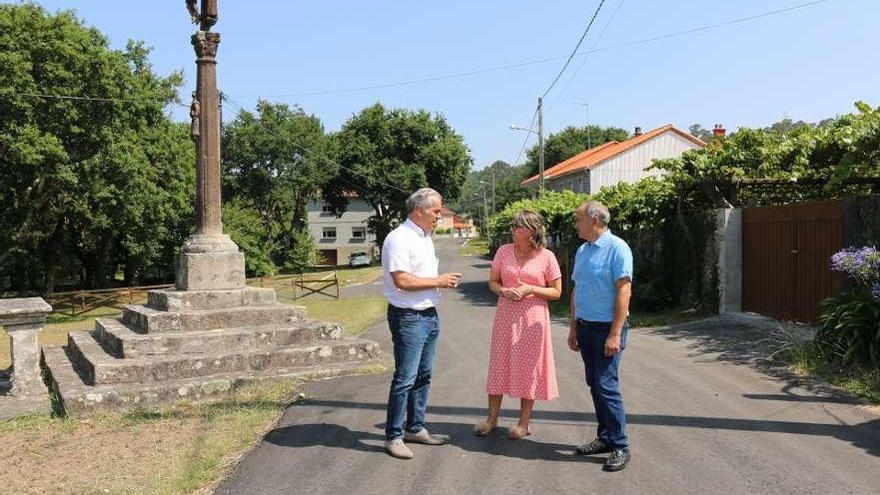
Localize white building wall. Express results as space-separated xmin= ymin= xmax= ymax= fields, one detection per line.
xmin=588 ymin=131 xmax=700 ymax=194
xmin=307 ymin=198 xmax=377 ymax=265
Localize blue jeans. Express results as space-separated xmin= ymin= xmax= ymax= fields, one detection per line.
xmin=576 ymin=320 xmax=629 ymax=450
xmin=385 ymin=305 xmax=440 ymax=440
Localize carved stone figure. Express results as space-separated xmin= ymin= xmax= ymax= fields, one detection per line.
xmin=186 ymin=0 xmax=218 ymax=30
xmin=190 ymin=91 xmax=200 ymax=142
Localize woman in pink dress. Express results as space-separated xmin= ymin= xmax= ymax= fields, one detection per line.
xmin=476 ymin=210 xmax=562 ymax=439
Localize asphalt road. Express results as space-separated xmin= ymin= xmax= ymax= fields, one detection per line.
xmin=216 ymin=238 xmax=880 ymax=495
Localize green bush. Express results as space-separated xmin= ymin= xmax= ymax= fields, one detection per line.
xmin=283 ymin=229 xmax=321 ymax=272
xmin=223 ymin=201 xmax=277 ymax=277
xmin=817 ymin=289 xmax=880 ymax=368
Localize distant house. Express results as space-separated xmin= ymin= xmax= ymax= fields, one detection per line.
xmin=521 ymin=124 xmax=706 ymax=194
xmin=306 ymin=196 xmax=377 ymax=266
xmin=438 ymin=206 xmax=476 ymax=238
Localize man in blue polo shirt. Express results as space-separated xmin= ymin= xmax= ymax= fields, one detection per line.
xmin=567 ymin=200 xmax=633 ymax=472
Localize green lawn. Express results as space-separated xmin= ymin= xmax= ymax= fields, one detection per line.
xmin=460 ymin=238 xmax=489 ymax=257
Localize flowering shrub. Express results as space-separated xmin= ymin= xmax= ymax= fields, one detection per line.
xmin=830 ymin=247 xmax=880 ymax=299
xmin=817 ymin=246 xmax=880 ymax=367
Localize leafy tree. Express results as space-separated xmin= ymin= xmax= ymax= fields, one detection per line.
xmin=451 ymin=160 xmax=531 ymax=233
xmin=223 ymin=200 xmax=276 ymax=277
xmin=327 ymin=103 xmax=471 ymax=246
xmin=222 ymin=101 xmax=335 ymax=269
xmin=523 ymin=125 xmax=629 ymax=178
xmin=689 ymin=124 xmax=713 ymax=142
xmin=0 ymin=4 xmax=189 ymax=290
xmin=653 ymin=102 xmax=880 ymax=209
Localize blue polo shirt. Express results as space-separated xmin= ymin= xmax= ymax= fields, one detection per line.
xmin=572 ymin=230 xmax=634 ymax=322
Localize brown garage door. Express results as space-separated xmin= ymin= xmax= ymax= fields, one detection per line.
xmin=742 ymin=200 xmax=844 ymax=323
xmin=319 ymin=249 xmax=338 ymax=266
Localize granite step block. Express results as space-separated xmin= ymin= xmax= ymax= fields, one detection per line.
xmin=94 ymin=318 xmax=343 ymax=358
xmin=42 ymin=345 xmax=387 ymax=416
xmin=122 ymin=304 xmax=306 ymax=333
xmin=67 ymin=331 xmax=380 ymax=385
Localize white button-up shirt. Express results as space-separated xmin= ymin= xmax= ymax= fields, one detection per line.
xmin=382 ymin=218 xmax=440 ymax=310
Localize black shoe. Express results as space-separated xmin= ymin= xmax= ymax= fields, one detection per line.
xmin=575 ymin=438 xmax=611 ymax=456
xmin=603 ymin=449 xmax=630 ymax=472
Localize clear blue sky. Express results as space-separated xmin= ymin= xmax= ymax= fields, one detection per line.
xmin=27 ymin=0 xmax=880 ymax=169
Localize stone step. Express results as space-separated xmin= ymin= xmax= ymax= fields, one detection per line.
xmin=67 ymin=331 xmax=380 ymax=386
xmin=94 ymin=318 xmax=343 ymax=358
xmin=147 ymin=287 xmax=277 ymax=312
xmin=121 ymin=304 xmax=306 ymax=333
xmin=42 ymin=345 xmax=387 ymax=416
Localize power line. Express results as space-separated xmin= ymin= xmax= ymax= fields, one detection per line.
xmin=0 ymin=0 xmax=833 ymax=107
xmin=231 ymin=0 xmax=831 ymax=101
xmin=0 ymin=91 xmax=185 ymax=106
xmin=247 ymin=57 xmax=563 ymax=99
xmin=548 ymin=0 xmax=625 ymax=112
xmin=586 ymin=0 xmax=831 ymax=56
xmin=542 ymin=0 xmax=606 ymax=98
xmin=220 ymin=95 xmax=410 ymax=194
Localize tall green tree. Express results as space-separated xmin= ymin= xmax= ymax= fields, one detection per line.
xmin=222 ymin=101 xmax=336 ymax=269
xmin=523 ymin=125 xmax=629 ymax=178
xmin=450 ymin=160 xmax=531 ymax=233
xmin=0 ymin=4 xmax=190 ymax=290
xmin=327 ymin=103 xmax=471 ymax=246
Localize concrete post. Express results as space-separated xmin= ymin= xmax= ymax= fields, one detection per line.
xmin=717 ymin=208 xmax=742 ymax=314
xmin=0 ymin=298 xmax=52 ymax=397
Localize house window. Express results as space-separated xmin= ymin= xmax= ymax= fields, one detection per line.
xmin=322 ymin=227 xmax=337 ymax=239
xmin=352 ymin=227 xmax=366 ymax=240
xmin=321 ymin=203 xmax=334 ymax=213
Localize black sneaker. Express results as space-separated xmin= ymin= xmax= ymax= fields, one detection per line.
xmin=603 ymin=449 xmax=630 ymax=472
xmin=575 ymin=438 xmax=611 ymax=456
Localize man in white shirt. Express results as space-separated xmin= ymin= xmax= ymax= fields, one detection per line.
xmin=382 ymin=187 xmax=462 ymax=460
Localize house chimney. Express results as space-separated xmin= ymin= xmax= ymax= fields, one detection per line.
xmin=634 ymin=126 xmax=642 ymax=136
xmin=712 ymin=124 xmax=726 ymax=138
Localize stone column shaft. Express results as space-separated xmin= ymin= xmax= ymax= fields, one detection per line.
xmin=192 ymin=31 xmax=222 ymax=237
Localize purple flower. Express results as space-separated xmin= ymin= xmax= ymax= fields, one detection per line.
xmin=831 ymin=249 xmax=851 ymax=272
xmin=831 ymin=246 xmax=880 ymax=286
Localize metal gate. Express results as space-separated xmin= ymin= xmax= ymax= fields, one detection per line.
xmin=742 ymin=200 xmax=843 ymax=323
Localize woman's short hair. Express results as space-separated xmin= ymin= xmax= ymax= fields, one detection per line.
xmin=406 ymin=188 xmax=442 ymax=214
xmin=511 ymin=209 xmax=547 ymax=249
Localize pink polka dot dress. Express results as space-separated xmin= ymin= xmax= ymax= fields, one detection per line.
xmin=486 ymin=244 xmax=562 ymax=401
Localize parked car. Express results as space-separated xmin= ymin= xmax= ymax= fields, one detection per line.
xmin=348 ymin=251 xmax=371 ymax=268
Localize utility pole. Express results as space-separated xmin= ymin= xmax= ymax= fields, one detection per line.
xmin=538 ymin=96 xmax=545 ymax=192
xmin=491 ymin=166 xmax=496 ymax=214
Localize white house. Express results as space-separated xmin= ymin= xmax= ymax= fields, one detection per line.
xmin=306 ymin=196 xmax=377 ymax=266
xmin=521 ymin=124 xmax=706 ymax=193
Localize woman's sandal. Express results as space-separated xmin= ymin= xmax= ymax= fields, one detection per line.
xmin=507 ymin=425 xmax=531 ymax=440
xmin=474 ymin=421 xmax=496 ymax=437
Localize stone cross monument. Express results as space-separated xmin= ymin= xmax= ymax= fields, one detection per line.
xmin=178 ymin=0 xmax=245 ymax=291
xmin=39 ymin=1 xmax=381 ymax=415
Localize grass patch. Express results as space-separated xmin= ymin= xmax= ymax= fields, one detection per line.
xmin=460 ymin=238 xmax=489 ymax=257
xmin=282 ymin=296 xmax=386 ymax=336
xmin=771 ymin=332 xmax=880 ymax=404
xmin=0 ymin=380 xmax=296 ymax=495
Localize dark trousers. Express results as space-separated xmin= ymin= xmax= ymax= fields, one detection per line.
xmin=576 ymin=320 xmax=629 ymax=449
xmin=385 ymin=305 xmax=440 ymax=440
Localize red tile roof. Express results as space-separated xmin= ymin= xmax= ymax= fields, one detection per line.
xmin=521 ymin=124 xmax=705 ymax=186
